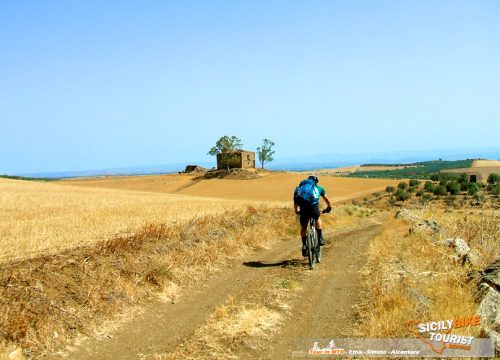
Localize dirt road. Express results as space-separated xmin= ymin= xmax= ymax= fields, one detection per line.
xmin=59 ymin=218 xmax=382 ymax=360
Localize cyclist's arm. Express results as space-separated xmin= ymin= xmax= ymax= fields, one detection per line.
xmin=322 ymin=195 xmax=332 ymax=209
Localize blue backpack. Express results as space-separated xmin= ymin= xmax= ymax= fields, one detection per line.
xmin=294 ymin=179 xmax=318 ymax=206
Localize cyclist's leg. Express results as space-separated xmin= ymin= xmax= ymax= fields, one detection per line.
xmin=299 ymin=207 xmax=310 ymax=256
xmin=312 ymin=205 xmax=325 ymax=245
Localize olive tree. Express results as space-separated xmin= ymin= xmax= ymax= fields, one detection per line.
xmin=256 ymin=139 xmax=276 ymax=169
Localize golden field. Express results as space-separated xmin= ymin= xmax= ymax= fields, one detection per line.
xmin=63 ymin=172 xmax=400 ymax=202
xmin=1 ymin=173 xmax=398 ymax=263
xmin=0 ymin=178 xmax=264 ymax=263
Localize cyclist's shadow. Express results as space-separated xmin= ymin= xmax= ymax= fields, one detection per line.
xmin=242 ymin=259 xmax=301 ymax=268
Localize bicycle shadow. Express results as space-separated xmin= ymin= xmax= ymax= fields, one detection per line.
xmin=242 ymin=259 xmax=301 ymax=268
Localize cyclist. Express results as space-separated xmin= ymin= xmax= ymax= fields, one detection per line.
xmin=293 ymin=175 xmax=332 ymax=256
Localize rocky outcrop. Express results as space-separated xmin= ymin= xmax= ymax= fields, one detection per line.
xmin=438 ymin=238 xmax=481 ymax=266
xmin=409 ymin=220 xmax=441 ymax=235
xmin=475 ymin=260 xmax=500 ymax=351
xmin=183 ymin=165 xmax=207 ymax=173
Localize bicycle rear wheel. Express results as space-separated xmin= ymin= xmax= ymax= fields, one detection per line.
xmin=306 ymin=229 xmax=314 ymax=269
xmin=315 ymin=238 xmax=322 ymax=263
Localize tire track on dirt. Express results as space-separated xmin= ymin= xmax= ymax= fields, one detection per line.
xmin=58 ymin=236 xmax=305 ymax=359
xmin=54 ymin=219 xmax=381 ymax=360
xmin=256 ymin=222 xmax=382 ymax=359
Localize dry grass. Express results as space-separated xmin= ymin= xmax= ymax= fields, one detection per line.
xmin=0 ymin=178 xmax=271 ymax=263
xmin=356 ymin=206 xmax=497 ymax=341
xmin=0 ymin=205 xmax=295 ymax=357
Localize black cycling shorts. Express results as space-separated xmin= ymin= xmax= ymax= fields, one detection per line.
xmin=299 ymin=204 xmax=321 ymax=226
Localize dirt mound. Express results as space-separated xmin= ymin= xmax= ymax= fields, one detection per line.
xmin=182 ymin=165 xmax=207 ymax=173
xmin=201 ymin=168 xmax=270 ymax=180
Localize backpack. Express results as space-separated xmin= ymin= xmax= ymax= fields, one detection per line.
xmin=294 ymin=179 xmax=318 ymax=206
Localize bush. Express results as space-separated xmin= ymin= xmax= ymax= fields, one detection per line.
xmin=487 ymin=173 xmax=500 ymax=184
xmin=446 ymin=181 xmax=460 ymax=195
xmin=460 ymin=182 xmax=469 ymax=192
xmin=416 ymin=190 xmax=424 ymax=197
xmin=467 ymin=183 xmax=480 ymax=195
xmin=386 ymin=186 xmax=395 ymax=194
xmin=409 ymin=179 xmax=420 ymax=187
xmin=420 ymin=193 xmax=433 ymax=206
xmin=395 ymin=189 xmax=410 ymax=201
xmin=424 ymin=181 xmax=435 ymax=193
xmin=458 ymin=173 xmax=468 ymax=183
xmin=398 ymin=182 xmax=408 ymax=190
xmin=487 ymin=184 xmax=500 ymax=196
xmin=434 ymin=185 xmax=447 ymax=196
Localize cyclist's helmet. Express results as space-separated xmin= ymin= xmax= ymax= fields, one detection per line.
xmin=308 ymin=175 xmax=319 ymax=184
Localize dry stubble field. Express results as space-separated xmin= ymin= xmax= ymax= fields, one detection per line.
xmin=0 ymin=173 xmax=399 ymax=263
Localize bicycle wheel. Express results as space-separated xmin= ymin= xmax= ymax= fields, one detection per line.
xmin=315 ymin=230 xmax=322 ymax=263
xmin=306 ymin=228 xmax=314 ymax=269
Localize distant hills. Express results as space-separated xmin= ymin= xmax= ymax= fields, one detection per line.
xmin=4 ymin=148 xmax=499 ymax=179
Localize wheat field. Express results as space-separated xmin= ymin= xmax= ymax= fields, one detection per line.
xmin=1 ymin=172 xmax=397 ymax=263
xmin=63 ymin=172 xmax=400 ymax=202
xmin=0 ymin=178 xmax=272 ymax=263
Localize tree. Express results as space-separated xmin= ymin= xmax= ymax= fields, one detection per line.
xmin=398 ymin=182 xmax=408 ymax=190
xmin=395 ymin=189 xmax=410 ymax=202
xmin=207 ymin=135 xmax=243 ymax=170
xmin=409 ymin=179 xmax=420 ymax=187
xmin=256 ymin=139 xmax=275 ymax=169
xmin=386 ymin=186 xmax=395 ymax=195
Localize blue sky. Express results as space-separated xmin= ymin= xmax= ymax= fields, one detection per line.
xmin=1 ymin=1 xmax=499 ymax=174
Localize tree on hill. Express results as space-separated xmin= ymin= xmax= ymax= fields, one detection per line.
xmin=395 ymin=189 xmax=410 ymax=202
xmin=256 ymin=139 xmax=275 ymax=169
xmin=409 ymin=179 xmax=420 ymax=187
xmin=207 ymin=135 xmax=243 ymax=171
xmin=386 ymin=186 xmax=395 ymax=195
xmin=398 ymin=182 xmax=408 ymax=190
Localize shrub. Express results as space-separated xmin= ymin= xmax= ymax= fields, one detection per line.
xmin=430 ymin=174 xmax=440 ymax=182
xmin=433 ymin=185 xmax=447 ymax=196
xmin=420 ymin=193 xmax=433 ymax=206
xmin=386 ymin=186 xmax=395 ymax=195
xmin=424 ymin=181 xmax=435 ymax=193
xmin=458 ymin=173 xmax=468 ymax=183
xmin=487 ymin=173 xmax=500 ymax=184
xmin=398 ymin=182 xmax=408 ymax=190
xmin=446 ymin=181 xmax=460 ymax=195
xmin=467 ymin=183 xmax=480 ymax=195
xmin=416 ymin=190 xmax=424 ymax=197
xmin=409 ymin=179 xmax=420 ymax=187
xmin=487 ymin=184 xmax=500 ymax=196
xmin=395 ymin=189 xmax=410 ymax=202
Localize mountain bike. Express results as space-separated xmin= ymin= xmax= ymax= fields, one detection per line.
xmin=305 ymin=208 xmax=330 ymax=270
